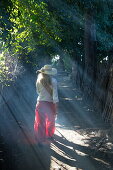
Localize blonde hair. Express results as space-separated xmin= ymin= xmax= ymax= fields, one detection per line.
xmin=37 ymin=73 xmax=53 ymax=96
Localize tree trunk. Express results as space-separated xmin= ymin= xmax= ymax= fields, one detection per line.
xmin=83 ymin=11 xmax=97 ymax=100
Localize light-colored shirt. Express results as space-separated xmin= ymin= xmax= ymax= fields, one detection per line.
xmin=36 ymin=77 xmax=59 ymax=103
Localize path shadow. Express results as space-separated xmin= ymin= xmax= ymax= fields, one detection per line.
xmin=0 ymin=113 xmax=52 ymax=170
xmin=52 ymin=73 xmax=113 ymax=169
xmin=0 ymin=72 xmax=52 ymax=170
xmin=50 ymin=134 xmax=113 ymax=170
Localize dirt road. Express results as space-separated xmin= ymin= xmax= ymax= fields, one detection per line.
xmin=0 ymin=71 xmax=113 ymax=170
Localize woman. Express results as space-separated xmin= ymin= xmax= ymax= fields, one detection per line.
xmin=34 ymin=65 xmax=59 ymax=145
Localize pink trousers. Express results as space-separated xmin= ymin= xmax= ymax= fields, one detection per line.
xmin=34 ymin=101 xmax=56 ymax=142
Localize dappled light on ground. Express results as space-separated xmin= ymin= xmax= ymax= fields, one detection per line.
xmin=0 ymin=0 xmax=113 ymax=169
xmin=49 ymin=129 xmax=112 ymax=169
xmin=0 ymin=71 xmax=113 ymax=170
xmin=61 ymin=97 xmax=73 ymax=101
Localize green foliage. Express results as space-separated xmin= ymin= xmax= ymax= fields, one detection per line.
xmin=0 ymin=51 xmax=11 ymax=85
xmin=0 ymin=42 xmax=24 ymax=86
xmin=0 ymin=0 xmax=113 ymax=81
xmin=8 ymin=0 xmax=61 ymax=54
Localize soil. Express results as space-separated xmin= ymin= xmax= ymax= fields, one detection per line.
xmin=0 ymin=71 xmax=113 ymax=170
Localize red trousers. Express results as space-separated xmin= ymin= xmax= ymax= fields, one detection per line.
xmin=34 ymin=101 xmax=56 ymax=142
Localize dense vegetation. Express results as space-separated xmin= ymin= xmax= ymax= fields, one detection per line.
xmin=0 ymin=0 xmax=113 ymax=122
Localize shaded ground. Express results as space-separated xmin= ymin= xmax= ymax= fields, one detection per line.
xmin=0 ymin=70 xmax=113 ymax=170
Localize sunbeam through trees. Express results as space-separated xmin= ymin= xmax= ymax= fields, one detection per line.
xmin=0 ymin=0 xmax=113 ymax=170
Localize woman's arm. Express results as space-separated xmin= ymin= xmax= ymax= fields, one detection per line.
xmin=52 ymin=78 xmax=59 ymax=115
xmin=54 ymin=102 xmax=59 ymax=115
xmin=52 ymin=78 xmax=59 ymax=104
xmin=36 ymin=81 xmax=40 ymax=94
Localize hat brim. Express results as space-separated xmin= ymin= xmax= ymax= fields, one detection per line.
xmin=37 ymin=68 xmax=57 ymax=75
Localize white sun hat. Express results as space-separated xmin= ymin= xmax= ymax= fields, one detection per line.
xmin=37 ymin=65 xmax=57 ymax=75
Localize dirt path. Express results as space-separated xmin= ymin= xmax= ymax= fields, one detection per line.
xmin=49 ymin=72 xmax=113 ymax=170
xmin=0 ymin=71 xmax=113 ymax=170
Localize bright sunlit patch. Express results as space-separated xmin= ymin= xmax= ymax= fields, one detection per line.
xmin=52 ymin=139 xmax=73 ymax=150
xmin=59 ymin=85 xmax=69 ymax=88
xmin=103 ymin=56 xmax=108 ymax=61
xmin=93 ymin=157 xmax=110 ymax=166
xmin=62 ymin=97 xmax=73 ymax=101
xmin=50 ymin=156 xmax=78 ymax=170
xmin=52 ymin=55 xmax=60 ymax=63
xmin=75 ymin=150 xmax=88 ymax=156
xmin=55 ymin=126 xmax=89 ymax=147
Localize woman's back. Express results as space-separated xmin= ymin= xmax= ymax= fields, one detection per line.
xmin=36 ymin=75 xmax=59 ymax=103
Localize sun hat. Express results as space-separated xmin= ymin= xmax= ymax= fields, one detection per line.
xmin=37 ymin=65 xmax=57 ymax=75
